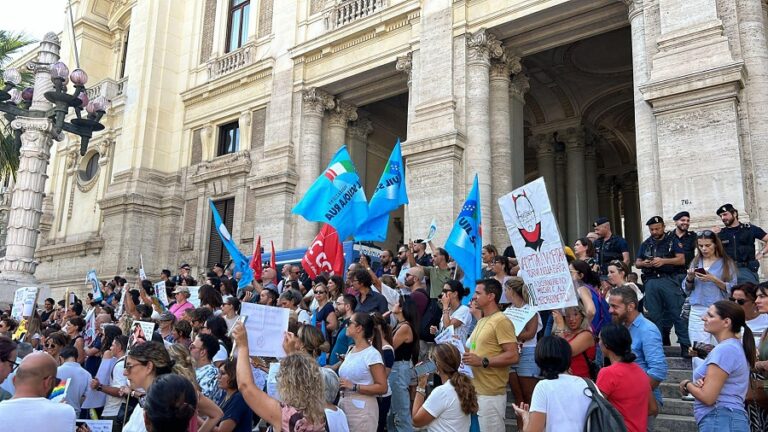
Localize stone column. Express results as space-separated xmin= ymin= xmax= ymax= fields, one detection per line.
xmin=347 ymin=118 xmax=373 ymax=187
xmin=509 ymin=73 xmax=529 ymax=189
xmin=597 ymin=179 xmax=614 ymax=228
xmin=622 ymin=173 xmax=641 ymax=260
xmin=564 ymin=127 xmax=587 ymax=243
xmin=533 ymin=134 xmax=556 ymax=207
xmin=554 ymin=151 xmax=567 ymax=232
xmin=396 ymin=52 xmax=414 ymax=139
xmin=466 ymin=28 xmax=501 ymax=236
xmin=623 ymin=0 xmax=662 ymax=222
xmin=0 ymin=33 xmax=59 ymax=285
xmin=295 ymin=87 xmax=334 ymax=247
xmin=612 ymin=181 xmax=623 ymax=237
xmin=584 ymin=142 xmax=599 ymax=227
xmin=489 ymin=51 xmax=521 ymax=246
xmin=324 ymin=100 xmax=358 ymax=167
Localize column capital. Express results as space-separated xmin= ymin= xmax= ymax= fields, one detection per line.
xmin=532 ymin=134 xmax=554 ymax=156
xmin=395 ymin=52 xmax=413 ymax=82
xmin=490 ymin=49 xmax=522 ymax=79
xmin=585 ymin=143 xmax=597 ymax=159
xmin=302 ymin=87 xmax=335 ymax=115
xmin=554 ymin=151 xmax=566 ymax=165
xmin=619 ymin=0 xmax=643 ymax=20
xmin=509 ymin=73 xmax=530 ymax=100
xmin=467 ymin=28 xmax=503 ymax=66
xmin=622 ymin=172 xmax=639 ymax=191
xmin=328 ymin=100 xmax=358 ymax=127
xmin=348 ymin=117 xmax=373 ymax=139
xmin=597 ymin=177 xmax=613 ymax=195
xmin=563 ymin=127 xmax=585 ymax=151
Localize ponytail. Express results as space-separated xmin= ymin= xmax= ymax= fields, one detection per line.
xmin=712 ymin=300 xmax=756 ymax=368
xmin=451 ymin=371 xmax=479 ymax=415
xmin=742 ymin=325 xmax=756 ymax=369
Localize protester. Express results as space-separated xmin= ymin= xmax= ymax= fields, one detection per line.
xmin=680 ymin=300 xmax=754 ymax=431
xmin=503 ymin=277 xmax=541 ymax=426
xmin=65 ymin=316 xmax=86 ymax=364
xmin=170 ymin=286 xmax=195 ymax=320
xmin=552 ymin=302 xmax=595 ymax=379
xmin=731 ymin=283 xmax=768 ymax=347
xmin=373 ymin=313 xmax=394 ymax=432
xmin=173 ymin=319 xmax=193 ymax=348
xmin=92 ymin=334 xmax=129 ymax=431
xmin=311 ymin=282 xmax=338 ymax=340
xmin=201 ymin=316 xmax=232 ymax=364
xmin=320 ymin=368 xmax=350 ymax=432
xmin=481 ymin=244 xmax=498 ymax=278
xmin=142 ymin=374 xmax=198 ymax=432
xmin=190 ymin=333 xmax=225 ymax=405
xmin=573 ymin=237 xmax=597 ymax=271
xmin=338 ymin=311 xmax=388 ymax=431
xmin=0 ymin=336 xmax=18 ymax=402
xmin=434 ymin=280 xmax=474 ymax=344
xmin=231 ymin=323 xmax=326 ymax=431
xmin=464 ymin=279 xmax=519 ymax=431
xmin=212 ymin=360 xmax=252 ymax=432
xmin=44 ymin=331 xmax=69 ymax=364
xmin=352 ymin=268 xmax=388 ymax=314
xmin=412 ymin=343 xmax=477 ymax=431
xmin=512 ymin=336 xmax=592 ymax=432
xmin=330 ymin=294 xmax=356 ymax=365
xmin=596 ymin=323 xmax=650 ymax=432
xmin=279 ymin=289 xmax=310 ymax=324
xmin=387 ymin=296 xmax=419 ymax=432
xmin=753 ymin=282 xmax=768 ymax=431
xmin=0 ymin=351 xmax=76 ymax=431
xmin=157 ymin=311 xmax=176 ymax=343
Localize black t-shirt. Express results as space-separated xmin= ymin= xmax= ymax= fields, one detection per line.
xmin=219 ymin=391 xmax=253 ymax=432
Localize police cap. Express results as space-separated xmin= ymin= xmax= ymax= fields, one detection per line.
xmin=716 ymin=204 xmax=736 ymax=216
xmin=646 ymin=216 xmax=664 ymax=226
xmin=593 ymin=216 xmax=610 ymax=227
xmin=673 ymin=211 xmax=690 ymax=221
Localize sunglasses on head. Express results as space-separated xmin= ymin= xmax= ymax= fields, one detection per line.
xmin=729 ymin=297 xmax=747 ymax=305
xmin=697 ymin=230 xmax=715 ymax=238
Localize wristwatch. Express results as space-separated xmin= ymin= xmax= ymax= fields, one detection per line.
xmin=96 ymin=385 xmax=103 ymax=392
xmin=481 ymin=357 xmax=490 ymax=368
xmin=352 ymin=384 xmax=358 ymax=392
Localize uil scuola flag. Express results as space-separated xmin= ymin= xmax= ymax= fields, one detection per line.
xmin=355 ymin=140 xmax=408 ymax=241
xmin=293 ymin=146 xmax=369 ymax=240
xmin=444 ymin=174 xmax=482 ymax=305
xmin=209 ymin=200 xmax=254 ymax=289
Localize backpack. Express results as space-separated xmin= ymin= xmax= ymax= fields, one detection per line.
xmin=581 ymin=377 xmax=628 ymax=432
xmin=418 ymin=297 xmax=443 ymax=342
xmin=588 ymin=285 xmax=611 ymax=336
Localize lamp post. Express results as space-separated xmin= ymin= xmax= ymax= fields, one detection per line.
xmin=0 ymin=32 xmax=107 ymax=292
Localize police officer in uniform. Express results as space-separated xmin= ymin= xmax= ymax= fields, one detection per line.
xmin=715 ymin=203 xmax=768 ymax=284
xmin=636 ymin=216 xmax=690 ymax=357
xmin=593 ymin=216 xmax=630 ymax=277
xmin=672 ymin=211 xmax=697 ymax=268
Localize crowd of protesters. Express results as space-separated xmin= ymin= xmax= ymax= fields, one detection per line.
xmin=0 ymin=204 xmax=766 ymax=431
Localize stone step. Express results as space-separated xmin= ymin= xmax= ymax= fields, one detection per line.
xmin=653 ymin=413 xmax=697 ymax=432
xmin=659 ymin=398 xmax=694 ymax=416
xmin=667 ymin=356 xmax=693 ymax=370
xmin=664 ymin=345 xmax=687 ymax=357
xmin=660 ymin=381 xmax=687 ymax=399
xmin=667 ymin=368 xmax=693 ymax=382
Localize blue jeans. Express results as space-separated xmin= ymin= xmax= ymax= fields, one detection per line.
xmin=698 ymin=406 xmax=748 ymax=432
xmin=387 ymin=360 xmax=413 ymax=432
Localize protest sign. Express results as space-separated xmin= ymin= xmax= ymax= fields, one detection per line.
xmin=503 ymin=304 xmax=538 ymax=337
xmin=86 ymin=270 xmax=103 ymax=302
xmin=434 ymin=326 xmax=473 ymax=377
xmin=498 ymin=177 xmax=578 ymax=311
xmin=187 ymin=286 xmax=201 ymax=308
xmin=84 ymin=309 xmax=97 ymax=346
xmin=239 ymin=302 xmax=289 ymax=358
xmin=423 ymin=218 xmax=437 ymax=243
xmin=128 ymin=321 xmax=155 ymax=349
xmin=49 ymin=378 xmax=70 ymax=403
xmin=154 ymin=281 xmax=169 ymax=306
xmin=76 ymin=420 xmax=113 ymax=432
xmin=11 ymin=287 xmax=38 ymax=320
xmin=266 ymin=362 xmax=281 ymax=400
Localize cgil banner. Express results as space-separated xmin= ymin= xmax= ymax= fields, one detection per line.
xmin=498 ymin=177 xmax=578 ymax=311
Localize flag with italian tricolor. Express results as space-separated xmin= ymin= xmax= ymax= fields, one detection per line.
xmin=293 ymin=145 xmax=369 ymax=239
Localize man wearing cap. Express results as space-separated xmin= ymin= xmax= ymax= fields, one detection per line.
xmin=636 ymin=216 xmax=690 ymax=356
xmin=715 ymin=203 xmax=768 ymax=283
xmin=171 ymin=263 xmax=191 ymax=285
xmin=593 ymin=216 xmax=630 ymax=277
xmin=157 ymin=311 xmax=176 ymax=343
xmin=170 ymin=286 xmax=195 ymax=320
xmin=672 ymin=211 xmax=697 ymax=268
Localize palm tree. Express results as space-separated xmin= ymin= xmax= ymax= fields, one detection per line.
xmin=0 ymin=30 xmax=34 ymax=180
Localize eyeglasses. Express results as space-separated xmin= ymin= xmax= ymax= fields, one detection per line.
xmin=697 ymin=230 xmax=715 ymax=238
xmin=3 ymin=359 xmax=19 ymax=372
xmin=124 ymin=361 xmax=144 ymax=371
xmin=729 ymin=297 xmax=747 ymax=305
xmin=609 ymin=260 xmax=623 ymax=266
xmin=44 ymin=343 xmax=58 ymax=349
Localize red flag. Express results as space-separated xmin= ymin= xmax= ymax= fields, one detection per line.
xmin=249 ymin=236 xmax=262 ymax=280
xmin=301 ymin=224 xmax=345 ymax=280
xmin=270 ymin=240 xmax=278 ymax=284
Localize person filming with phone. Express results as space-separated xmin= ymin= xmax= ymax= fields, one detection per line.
xmin=684 ymin=230 xmax=737 ymax=349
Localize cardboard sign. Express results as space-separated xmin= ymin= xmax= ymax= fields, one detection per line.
xmin=503 ymin=304 xmax=537 ymax=337
xmin=498 ymin=177 xmax=578 ymax=311
xmin=11 ymin=287 xmax=38 ymax=320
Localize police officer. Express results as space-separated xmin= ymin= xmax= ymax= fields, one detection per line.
xmin=672 ymin=211 xmax=697 ymax=268
xmin=593 ymin=216 xmax=630 ymax=277
xmin=636 ymin=216 xmax=690 ymax=357
xmin=715 ymin=203 xmax=768 ymax=283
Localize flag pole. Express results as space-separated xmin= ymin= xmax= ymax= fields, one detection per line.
xmin=405 ymin=204 xmax=413 ymax=243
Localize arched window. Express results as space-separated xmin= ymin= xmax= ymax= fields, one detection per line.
xmin=79 ymin=152 xmax=100 ymax=182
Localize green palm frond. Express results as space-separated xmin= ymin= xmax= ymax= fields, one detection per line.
xmin=0 ymin=30 xmax=35 ymax=180
xmin=0 ymin=30 xmax=35 ymax=65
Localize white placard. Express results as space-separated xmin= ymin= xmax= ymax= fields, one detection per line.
xmin=86 ymin=270 xmax=103 ymax=302
xmin=424 ymin=218 xmax=437 ymax=243
xmin=239 ymin=302 xmax=289 ymax=358
xmin=187 ymin=286 xmax=201 ymax=308
xmin=128 ymin=320 xmax=155 ymax=349
xmin=266 ymin=362 xmax=281 ymax=400
xmin=154 ymin=281 xmax=169 ymax=307
xmin=76 ymin=419 xmax=113 ymax=432
xmin=84 ymin=309 xmax=96 ymax=346
xmin=503 ymin=304 xmax=537 ymax=337
xmin=11 ymin=287 xmax=38 ymax=320
xmin=434 ymin=326 xmax=473 ymax=377
xmin=498 ymin=177 xmax=578 ymax=311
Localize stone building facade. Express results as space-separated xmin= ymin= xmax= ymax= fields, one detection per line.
xmin=12 ymin=0 xmax=768 ymax=292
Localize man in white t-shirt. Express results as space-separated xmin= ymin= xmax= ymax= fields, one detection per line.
xmin=92 ymin=335 xmax=129 ymax=425
xmin=0 ymin=351 xmax=76 ymax=431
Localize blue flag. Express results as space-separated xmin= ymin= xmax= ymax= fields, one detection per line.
xmin=444 ymin=175 xmax=482 ymax=305
xmin=209 ymin=200 xmax=254 ymax=289
xmin=355 ymin=140 xmax=409 ymax=241
xmin=293 ymin=146 xmax=369 ymax=240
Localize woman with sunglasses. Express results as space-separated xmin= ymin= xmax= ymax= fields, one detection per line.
xmin=0 ymin=335 xmax=18 ymax=402
xmin=684 ymin=231 xmax=737 ymax=347
xmin=311 ymin=282 xmax=338 ymax=341
xmin=44 ymin=331 xmax=70 ymax=364
xmin=731 ymin=283 xmax=768 ymax=347
xmin=435 ymin=280 xmax=474 ymax=344
xmin=490 ymin=256 xmax=511 ymax=292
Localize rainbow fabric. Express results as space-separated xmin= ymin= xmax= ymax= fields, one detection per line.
xmin=48 ymin=378 xmax=68 ymax=402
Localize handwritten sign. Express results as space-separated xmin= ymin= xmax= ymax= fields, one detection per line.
xmin=11 ymin=287 xmax=38 ymax=320
xmin=503 ymin=304 xmax=537 ymax=337
xmin=76 ymin=419 xmax=113 ymax=432
xmin=498 ymin=177 xmax=577 ymax=311
xmin=239 ymin=303 xmax=289 ymax=358
xmin=154 ymin=281 xmax=169 ymax=307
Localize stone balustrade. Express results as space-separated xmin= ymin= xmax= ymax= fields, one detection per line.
xmin=85 ymin=77 xmax=127 ymax=101
xmin=327 ymin=0 xmax=387 ymax=30
xmin=207 ymin=43 xmax=255 ymax=80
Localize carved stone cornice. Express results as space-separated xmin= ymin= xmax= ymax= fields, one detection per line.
xmin=619 ymin=0 xmax=643 ymax=20
xmin=533 ymin=135 xmax=554 ymax=156
xmin=509 ymin=73 xmax=530 ymax=99
xmin=467 ymin=28 xmax=503 ymax=66
xmin=395 ymin=52 xmax=413 ymax=82
xmin=327 ymin=100 xmax=358 ymax=127
xmin=348 ymin=118 xmax=374 ymax=139
xmin=35 ymin=236 xmax=105 ymax=262
xmin=490 ymin=49 xmax=522 ymax=79
xmin=302 ymin=87 xmax=335 ymax=115
xmin=190 ymin=150 xmax=252 ymax=184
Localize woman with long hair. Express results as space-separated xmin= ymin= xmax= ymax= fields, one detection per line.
xmin=311 ymin=282 xmax=338 ymax=341
xmin=412 ymin=343 xmax=478 ymax=431
xmin=0 ymin=336 xmax=17 ymax=402
xmin=211 ymin=360 xmax=252 ymax=432
xmin=491 ymin=256 xmax=511 ymax=289
xmin=66 ymin=316 xmax=86 ymax=364
xmin=573 ymin=237 xmax=597 ymax=268
xmin=372 ymin=313 xmax=394 ymax=432
xmin=551 ymin=301 xmax=595 ymax=379
xmin=279 ymin=289 xmax=311 ymax=324
xmin=230 ymin=323 xmax=326 ymax=432
xmin=143 ymin=374 xmax=198 ymax=432
xmin=503 ymin=277 xmax=541 ymax=427
xmin=198 ymin=285 xmax=223 ymax=311
xmin=283 ymin=324 xmax=330 ymax=360
xmin=481 ymin=244 xmax=498 ymax=278
xmin=22 ymin=315 xmax=42 ymax=350
xmin=679 ymin=300 xmax=754 ymax=431
xmin=387 ymin=297 xmax=419 ymax=432
xmin=596 ymin=323 xmax=649 ymax=432
xmin=684 ymin=231 xmax=738 ymax=348
xmin=327 ymin=275 xmax=344 ymax=300
xmin=512 ymin=336 xmax=593 ymax=431
xmin=436 ymin=280 xmax=474 ymax=344
xmin=338 ymin=312 xmax=388 ymax=431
